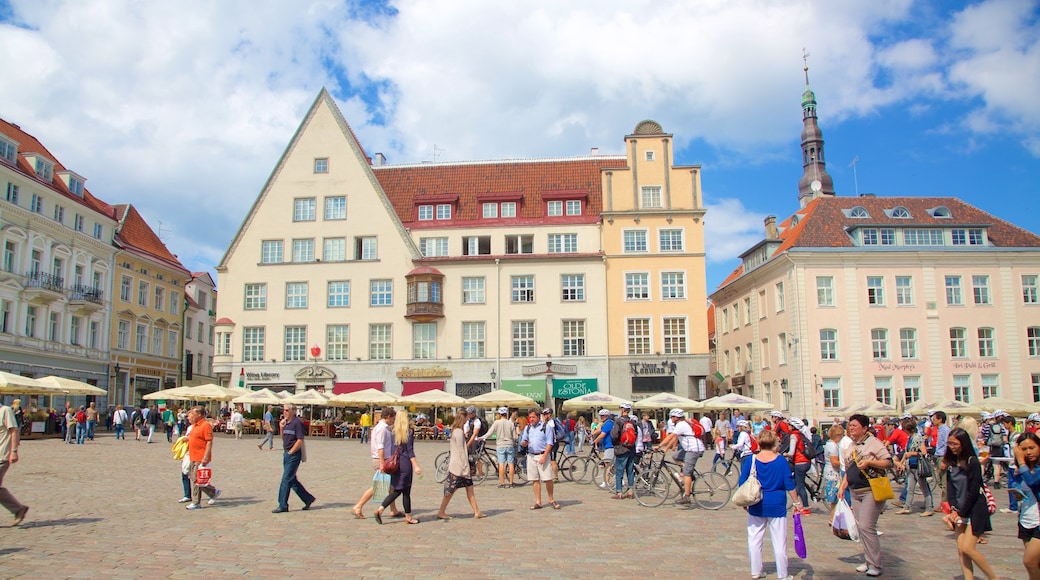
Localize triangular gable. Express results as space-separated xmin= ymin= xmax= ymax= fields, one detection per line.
xmin=218 ymin=88 xmax=418 ymax=269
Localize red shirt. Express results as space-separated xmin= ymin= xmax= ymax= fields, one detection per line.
xmin=887 ymin=428 xmax=909 ymax=451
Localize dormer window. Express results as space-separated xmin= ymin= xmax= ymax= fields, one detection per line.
xmin=846 ymin=206 xmax=869 ymax=218
xmin=436 ymin=204 xmax=451 ymax=220
xmin=888 ymin=206 xmax=911 ymax=219
xmin=418 ymin=205 xmax=434 ymax=220
xmin=0 ymin=136 xmax=17 ymax=163
xmin=930 ymin=206 xmax=952 ymax=218
xmin=69 ymin=177 xmax=84 ymax=196
xmin=34 ymin=158 xmax=53 ymax=180
xmin=57 ymin=171 xmax=86 ymax=197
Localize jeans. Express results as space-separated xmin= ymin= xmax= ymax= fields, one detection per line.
xmin=904 ymin=468 xmax=933 ymax=511
xmin=115 ymin=424 xmax=125 ymax=440
xmin=165 ymin=424 xmax=174 ymax=442
xmin=278 ymin=450 xmax=314 ymax=510
xmin=565 ymin=432 xmax=575 ymax=455
xmin=1008 ymin=465 xmax=1020 ymax=511
xmin=76 ymin=423 xmax=86 ymax=444
xmin=793 ymin=461 xmax=810 ymax=507
xmin=86 ymin=420 xmax=96 ymax=440
xmin=615 ymin=451 xmax=635 ymax=493
xmin=181 ymin=471 xmax=192 ymax=499
xmin=259 ymin=431 xmax=274 ymax=449
xmin=360 ymin=426 xmax=370 ymax=443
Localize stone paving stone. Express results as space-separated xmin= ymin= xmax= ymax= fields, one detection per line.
xmin=0 ymin=433 xmax=1027 ymax=578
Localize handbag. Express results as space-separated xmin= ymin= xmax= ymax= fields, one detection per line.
xmin=383 ymin=446 xmax=401 ymax=475
xmin=916 ymin=455 xmax=934 ymax=478
xmin=732 ymin=458 xmax=762 ymax=507
xmin=853 ymin=448 xmax=894 ymax=502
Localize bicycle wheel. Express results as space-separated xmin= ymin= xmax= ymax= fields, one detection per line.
xmin=434 ymin=452 xmax=450 ymax=483
xmin=572 ymin=457 xmax=594 ymax=484
xmin=692 ymin=471 xmax=732 ymax=510
xmin=514 ymin=454 xmax=529 ymax=483
xmin=635 ymin=468 xmax=671 ymax=507
xmin=592 ymin=461 xmax=615 ymax=489
xmin=473 ymin=455 xmax=494 ymax=484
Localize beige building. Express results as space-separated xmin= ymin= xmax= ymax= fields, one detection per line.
xmin=182 ymin=271 xmax=217 ymax=385
xmin=214 ymin=90 xmax=710 ymax=404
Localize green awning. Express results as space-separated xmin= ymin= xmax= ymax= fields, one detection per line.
xmin=552 ymin=378 xmax=598 ymax=399
xmin=501 ymin=380 xmax=545 ymax=402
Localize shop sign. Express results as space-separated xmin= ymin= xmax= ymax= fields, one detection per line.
xmin=396 ymin=365 xmax=453 ymax=378
xmin=247 ymin=372 xmax=281 ymax=381
xmin=629 ymin=361 xmax=678 ymax=376
xmin=552 ymin=378 xmax=598 ymax=399
xmin=500 ymin=380 xmax=546 ymax=402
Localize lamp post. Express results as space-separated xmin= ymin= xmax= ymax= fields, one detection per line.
xmin=490 ymin=368 xmax=497 ymax=391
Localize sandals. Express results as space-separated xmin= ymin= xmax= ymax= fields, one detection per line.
xmin=351 ymin=508 xmax=366 ymax=520
xmin=977 ymin=536 xmax=988 ymax=544
xmin=530 ymin=504 xmax=543 ymax=510
xmin=550 ymin=501 xmax=561 ymax=510
xmin=406 ymin=518 xmax=421 ymax=524
xmin=436 ymin=514 xmax=453 ymax=520
xmin=374 ymin=509 xmax=383 ymax=525
xmin=474 ymin=513 xmax=487 ymax=519
xmin=895 ymin=509 xmax=911 ymax=515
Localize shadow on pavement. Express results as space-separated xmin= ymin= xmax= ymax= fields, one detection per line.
xmin=17 ymin=517 xmax=103 ymax=529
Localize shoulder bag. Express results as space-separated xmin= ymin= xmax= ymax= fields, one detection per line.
xmin=383 ymin=445 xmax=401 ymax=475
xmin=733 ymin=458 xmax=763 ymax=507
xmin=854 ymin=447 xmax=894 ymax=502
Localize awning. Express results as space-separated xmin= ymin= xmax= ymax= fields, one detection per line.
xmin=401 ymin=381 xmax=444 ymax=396
xmin=500 ymin=379 xmax=545 ymax=402
xmin=333 ymin=382 xmax=384 ymax=395
xmin=552 ymin=378 xmax=598 ymax=399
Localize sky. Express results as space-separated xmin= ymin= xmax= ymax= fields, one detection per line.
xmin=1 ymin=0 xmax=1038 ymax=293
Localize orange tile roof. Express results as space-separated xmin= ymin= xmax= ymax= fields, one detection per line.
xmin=373 ymin=157 xmax=628 ymax=226
xmin=113 ymin=204 xmax=189 ymax=274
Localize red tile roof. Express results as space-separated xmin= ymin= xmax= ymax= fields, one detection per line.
xmin=113 ymin=204 xmax=189 ymax=274
xmin=373 ymin=157 xmax=628 ymax=226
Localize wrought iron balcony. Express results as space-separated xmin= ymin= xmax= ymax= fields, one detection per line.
xmin=69 ymin=284 xmax=105 ymax=304
xmin=23 ymin=271 xmax=65 ymax=303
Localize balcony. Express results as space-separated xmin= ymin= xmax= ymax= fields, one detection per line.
xmin=69 ymin=284 xmax=105 ymax=314
xmin=405 ymin=266 xmax=445 ymax=322
xmin=23 ymin=271 xmax=65 ymax=304
xmin=406 ymin=300 xmax=444 ymax=322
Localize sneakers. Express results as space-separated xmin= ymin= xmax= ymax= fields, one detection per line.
xmin=896 ymin=509 xmax=911 ymax=515
xmin=779 ymin=576 xmax=795 ymax=580
xmin=675 ymin=495 xmax=692 ymax=505
xmin=185 ymin=503 xmax=202 ymax=510
xmin=207 ymin=489 xmax=222 ymax=505
xmin=598 ymin=482 xmax=609 ymax=489
xmin=856 ymin=564 xmax=869 ymax=573
xmin=865 ymin=568 xmax=882 ymax=577
xmin=801 ymin=508 xmax=811 ymax=515
xmin=1000 ymin=508 xmax=1017 ymax=514
xmin=177 ymin=497 xmax=191 ymax=503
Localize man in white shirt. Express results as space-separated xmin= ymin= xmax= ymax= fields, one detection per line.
xmin=350 ymin=406 xmax=401 ymax=519
xmin=1 ymin=403 xmax=28 ymax=525
xmin=699 ymin=413 xmax=713 ymax=435
xmin=112 ymin=405 xmax=129 ymax=440
xmin=656 ymin=409 xmax=705 ymax=505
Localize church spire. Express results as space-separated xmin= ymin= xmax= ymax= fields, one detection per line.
xmin=798 ymin=51 xmax=835 ymax=208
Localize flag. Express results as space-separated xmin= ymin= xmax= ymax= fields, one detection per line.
xmin=711 ymin=371 xmax=725 ymax=385
xmin=238 ymin=367 xmax=245 ymax=388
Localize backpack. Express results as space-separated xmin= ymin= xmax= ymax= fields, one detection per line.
xmin=796 ymin=432 xmax=821 ymax=460
xmin=475 ymin=415 xmax=490 ymax=437
xmin=986 ymin=424 xmax=1004 ymax=447
xmin=76 ymin=411 xmax=87 ymax=424
xmin=553 ymin=418 xmax=567 ymax=442
xmin=610 ymin=416 xmax=638 ymax=450
xmin=685 ymin=419 xmax=705 ymax=439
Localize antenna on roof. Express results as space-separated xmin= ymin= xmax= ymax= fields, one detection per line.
xmin=430 ymin=144 xmax=445 ymax=163
xmin=157 ymin=220 xmax=170 ymax=242
xmin=848 ymin=156 xmax=860 ymax=197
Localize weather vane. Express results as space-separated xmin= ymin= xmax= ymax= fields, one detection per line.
xmin=802 ymin=48 xmax=811 ymax=82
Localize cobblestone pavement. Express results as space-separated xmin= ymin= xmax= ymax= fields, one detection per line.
xmin=0 ymin=432 xmax=1028 ymax=579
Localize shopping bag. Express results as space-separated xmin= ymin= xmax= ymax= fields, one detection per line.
xmin=196 ymin=464 xmax=212 ymax=486
xmin=832 ymin=498 xmax=859 ymax=542
xmin=372 ymin=471 xmax=390 ymax=503
xmin=793 ymin=512 xmax=808 ymax=558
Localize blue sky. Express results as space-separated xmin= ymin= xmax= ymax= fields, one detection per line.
xmin=1 ymin=0 xmax=1037 ymax=291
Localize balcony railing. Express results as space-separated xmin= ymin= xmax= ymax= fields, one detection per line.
xmin=69 ymin=284 xmax=104 ymax=304
xmin=24 ymin=271 xmax=65 ymax=293
xmin=405 ymin=301 xmax=444 ymax=320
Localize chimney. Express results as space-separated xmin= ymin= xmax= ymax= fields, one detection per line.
xmin=590 ymin=147 xmax=599 ymax=156
xmin=374 ymin=152 xmax=386 ymax=166
xmin=764 ymin=215 xmax=778 ymax=239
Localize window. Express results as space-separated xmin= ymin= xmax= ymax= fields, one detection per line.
xmin=244 ymin=284 xmax=267 ymax=310
xmin=418 ymin=205 xmax=433 ymax=220
xmin=625 ymin=273 xmax=649 ymax=300
xmin=623 ymin=230 xmax=648 ymax=253
xmin=48 ymin=312 xmax=60 ymax=342
xmin=1034 ymin=374 xmax=1040 ymax=403
xmin=548 ymin=233 xmax=577 ymax=253
xmin=816 ymin=276 xmax=834 ymax=306
xmin=505 ymin=234 xmax=533 ymax=255
xmin=153 ymin=326 xmax=163 ymax=354
xmin=137 ymin=281 xmax=149 ymax=307
xmin=659 ymin=229 xmax=684 ymax=252
xmin=5 ymin=183 xmax=17 ymax=205
xmin=640 ymin=186 xmax=662 ymax=208
xmin=370 ymin=280 xmax=392 ymax=306
xmin=135 ymin=323 xmax=148 ymax=353
xmin=356 ymin=237 xmax=377 ymax=260
xmin=369 ymin=324 xmax=391 ymax=360
xmin=285 ymin=282 xmax=308 ymax=309
xmin=261 ymin=240 xmax=283 ymax=264
xmin=167 ymin=329 xmax=178 ymax=358
xmin=93 ymin=223 xmax=103 ymax=240
xmin=660 ymin=272 xmax=686 ymax=300
xmin=30 ymin=250 xmax=40 ymax=274
xmin=775 ymin=282 xmax=785 ymax=312
xmin=284 ymin=326 xmax=307 ymax=361
xmin=952 ymin=228 xmax=984 ymax=245
xmin=323 ymin=238 xmax=346 ymax=262
xmin=153 ymin=286 xmax=165 ymax=312
xmin=292 ymin=239 xmax=314 ymax=262
xmin=903 ymin=229 xmax=944 ymax=246
xmin=849 ymin=206 xmax=869 ymax=218
xmin=626 ymin=318 xmax=651 ymax=355
xmin=2 ymin=242 xmax=14 ymax=274
xmin=501 ymin=202 xmax=516 ymax=217
xmin=170 ymin=291 xmax=179 ymax=316
xmin=328 ymin=281 xmax=350 ymax=308
xmin=645 ymin=150 xmax=655 ymax=161
xmin=462 ymin=321 xmax=485 ymax=359
xmin=88 ymin=321 xmax=99 ymax=349
xmin=53 ymin=205 xmax=64 ymax=224
xmin=978 ymin=328 xmax=995 ymax=358
xmin=895 ymin=276 xmax=913 ymax=305
xmin=972 ymin=275 xmax=990 ymax=304
xmin=481 ymin=203 xmax=496 ymax=219
xmin=1029 ymin=327 xmax=1040 ymax=357
xmin=822 ymin=378 xmax=841 ymax=409
xmin=982 ymin=374 xmax=999 ymax=399
xmin=216 ymin=332 xmax=231 ymax=356
xmin=116 ymin=319 xmax=129 ymax=349
xmin=875 ymin=376 xmax=893 ymax=405
xmin=547 ymin=201 xmax=563 ymax=216
xmin=462 ymin=277 xmax=485 ymax=304
xmin=866 ymin=276 xmax=884 ymax=305
xmin=0 ymin=138 xmax=15 ymax=162
xmin=871 ymin=328 xmax=889 ymax=360
xmin=561 ymin=274 xmax=584 ymax=302
xmin=419 ymin=237 xmax=448 ymax=257
xmin=946 ymin=275 xmax=963 ymax=305
xmin=891 ymin=206 xmax=911 ymax=218
xmin=462 ymin=236 xmax=491 ymax=256
xmin=1024 ymin=275 xmax=1039 ymax=304
xmin=413 ymin=323 xmax=437 ymax=359
xmin=663 ymin=317 xmax=687 ymax=355
xmin=743 ymin=297 xmax=751 ymax=325
xmin=30 ymin=193 xmax=43 ymax=213
xmin=185 ymin=317 xmax=192 ymax=339
xmin=73 ymin=214 xmax=84 ymax=232
xmin=511 ymin=275 xmax=535 ymax=303
xmin=436 ymin=204 xmax=451 ymax=220
xmin=759 ymin=290 xmax=767 ymax=319
xmin=512 ymin=321 xmax=535 ymax=357
xmin=314 ymin=158 xmax=328 ymax=173
xmin=900 ymin=328 xmax=918 ymax=359
xmin=760 ymin=338 xmax=770 ymax=368
xmin=778 ymin=333 xmax=788 ymax=365
xmin=820 ymin=329 xmax=838 ymax=360
xmin=954 ymin=375 xmax=971 ymax=402
xmin=721 ymin=308 xmax=729 ymax=333
xmin=903 ymin=376 xmax=921 ymax=404
xmin=566 ymin=200 xmax=581 ymax=216
xmin=324 ymin=196 xmax=346 ymax=220
xmin=562 ymin=320 xmax=586 ymax=356
xmin=950 ymin=327 xmax=968 ymax=358
xmin=293 ymin=198 xmax=316 ymax=221
xmin=861 ymin=228 xmax=895 ymax=245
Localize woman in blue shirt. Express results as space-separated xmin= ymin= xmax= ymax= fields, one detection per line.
xmin=1012 ymin=432 xmax=1040 ymax=580
xmin=739 ymin=428 xmax=799 ymax=580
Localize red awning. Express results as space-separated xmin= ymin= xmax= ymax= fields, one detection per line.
xmin=400 ymin=381 xmax=444 ymax=396
xmin=332 ymin=382 xmax=384 ymax=395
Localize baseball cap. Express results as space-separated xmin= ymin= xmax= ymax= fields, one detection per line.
xmin=466 ymin=406 xmax=477 ymax=414
xmin=669 ymin=408 xmax=685 ymax=418
xmin=770 ymin=411 xmax=784 ymax=418
xmin=497 ymin=407 xmax=508 ymax=415
xmin=901 ymin=413 xmax=913 ymax=419
xmin=542 ymin=408 xmax=553 ymax=415
xmin=619 ymin=402 xmax=632 ymax=410
xmin=598 ymin=409 xmax=610 ymax=416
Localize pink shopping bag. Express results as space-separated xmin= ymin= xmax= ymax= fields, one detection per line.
xmin=793 ymin=512 xmax=807 ymax=558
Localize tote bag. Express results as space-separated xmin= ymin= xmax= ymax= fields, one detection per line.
xmin=372 ymin=472 xmax=391 ymax=503
xmin=732 ymin=458 xmax=762 ymax=507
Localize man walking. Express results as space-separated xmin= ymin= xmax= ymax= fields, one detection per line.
xmin=520 ymin=408 xmax=559 ymax=510
xmin=592 ymin=409 xmax=615 ymax=489
xmin=146 ymin=404 xmax=160 ymax=444
xmin=1 ymin=401 xmax=28 ymax=525
xmin=351 ymin=406 xmax=401 ymax=519
xmin=185 ymin=406 xmax=220 ymax=510
xmin=485 ymin=407 xmax=517 ymax=488
xmin=611 ymin=402 xmax=638 ymax=499
xmin=162 ymin=406 xmax=175 ymax=442
xmin=272 ymin=405 xmax=315 ymax=513
xmin=258 ymin=406 xmax=275 ymax=451
xmin=359 ymin=410 xmax=372 ymax=444
xmin=112 ymin=405 xmax=128 ymax=440
xmin=85 ymin=402 xmax=99 ymax=441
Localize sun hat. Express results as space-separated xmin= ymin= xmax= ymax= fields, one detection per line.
xmin=669 ymin=408 xmax=685 ymax=418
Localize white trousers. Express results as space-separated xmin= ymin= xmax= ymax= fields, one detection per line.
xmin=747 ymin=515 xmax=788 ymax=578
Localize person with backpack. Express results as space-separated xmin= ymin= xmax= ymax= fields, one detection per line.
xmin=75 ymin=406 xmax=88 ymax=444
xmin=564 ymin=412 xmax=577 ymax=455
xmin=463 ymin=406 xmax=489 ymax=478
xmin=987 ymin=410 xmax=1009 ymax=489
xmin=655 ymin=408 xmax=706 ymax=505
xmin=610 ymin=402 xmax=638 ymax=499
xmin=591 ymin=409 xmax=615 ymax=490
xmin=786 ymin=417 xmax=815 ymax=515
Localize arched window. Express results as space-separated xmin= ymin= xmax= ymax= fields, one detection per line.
xmin=849 ymin=206 xmax=869 ymax=218
xmin=890 ymin=206 xmax=911 ymax=219
xmin=930 ymin=206 xmax=952 ymax=218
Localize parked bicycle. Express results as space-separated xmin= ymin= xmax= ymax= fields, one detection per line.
xmin=434 ymin=442 xmax=528 ymax=485
xmin=634 ymin=450 xmax=732 ymax=510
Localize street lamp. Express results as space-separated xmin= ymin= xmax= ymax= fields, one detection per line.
xmin=490 ymin=368 xmax=497 ymax=391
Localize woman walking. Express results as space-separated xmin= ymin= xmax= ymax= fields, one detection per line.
xmin=896 ymin=418 xmax=934 ymax=517
xmin=942 ymin=427 xmax=997 ymax=580
xmin=824 ymin=423 xmax=844 ymax=524
xmin=1013 ymin=431 xmax=1040 ymax=579
xmin=739 ymin=429 xmax=799 ymax=580
xmin=375 ymin=410 xmax=421 ymax=524
xmin=576 ymin=415 xmax=588 ymax=453
xmin=837 ymin=414 xmax=893 ymax=577
xmin=436 ymin=409 xmax=485 ymax=520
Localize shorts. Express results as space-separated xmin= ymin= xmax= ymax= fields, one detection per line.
xmin=602 ymin=448 xmax=615 ymax=462
xmin=496 ymin=446 xmax=516 ymax=465
xmin=682 ymin=450 xmax=702 ymax=477
xmin=443 ymin=473 xmax=473 ymax=496
xmin=371 ymin=458 xmax=381 ymax=471
xmin=527 ymin=454 xmax=554 ymax=481
xmin=990 ymin=445 xmax=1006 ymax=458
xmin=1019 ymin=523 xmax=1040 ymax=542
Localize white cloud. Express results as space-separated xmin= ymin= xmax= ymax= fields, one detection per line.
xmin=703 ymin=197 xmax=769 ymax=265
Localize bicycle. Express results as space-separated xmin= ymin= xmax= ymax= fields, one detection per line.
xmin=434 ymin=442 xmax=528 ymax=485
xmin=634 ymin=450 xmax=732 ymax=509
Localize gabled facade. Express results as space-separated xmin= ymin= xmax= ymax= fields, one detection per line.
xmin=214 ymin=90 xmax=710 ymax=403
xmin=0 ymin=118 xmax=118 ymax=404
xmin=183 ymin=271 xmax=217 ymax=385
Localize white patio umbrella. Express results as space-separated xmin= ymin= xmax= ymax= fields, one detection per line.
xmin=903 ymin=399 xmax=934 ymax=415
xmin=36 ymin=376 xmax=108 ymax=396
xmin=330 ymin=388 xmax=401 ymax=407
xmin=930 ymin=397 xmax=983 ymax=416
xmin=861 ymin=401 xmax=900 ymax=418
xmin=143 ymin=386 xmax=195 ymax=401
xmin=465 ymin=389 xmax=537 ymax=409
xmin=632 ymin=392 xmax=704 ymax=411
xmin=977 ymin=396 xmax=1036 ymax=417
xmin=0 ymin=371 xmax=61 ymax=395
xmin=560 ymin=392 xmax=632 ymax=412
xmin=700 ymin=393 xmax=774 ymax=412
xmin=399 ymin=389 xmax=466 ymax=406
xmin=232 ymin=388 xmax=285 ymax=406
xmin=282 ymin=389 xmax=331 ymax=406
xmin=181 ymin=383 xmax=238 ymax=402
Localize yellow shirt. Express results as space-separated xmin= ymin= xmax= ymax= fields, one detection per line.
xmin=360 ymin=413 xmax=372 ymax=427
